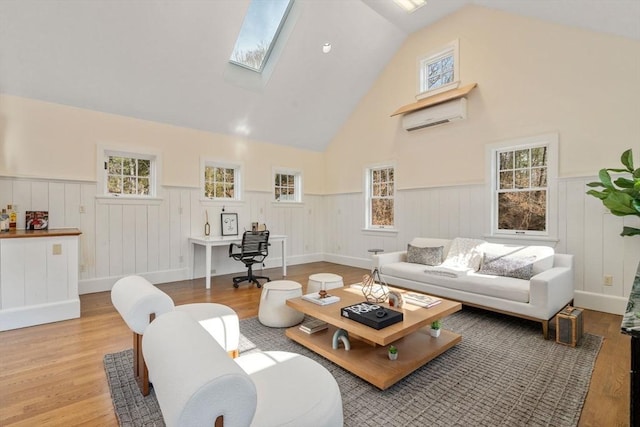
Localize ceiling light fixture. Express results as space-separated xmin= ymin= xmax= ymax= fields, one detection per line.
xmin=392 ymin=0 xmax=426 ymax=13
xmin=322 ymin=42 xmax=332 ymax=54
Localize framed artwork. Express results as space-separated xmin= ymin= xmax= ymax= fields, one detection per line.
xmin=221 ymin=212 xmax=238 ymax=236
xmin=26 ymin=211 xmax=49 ymax=230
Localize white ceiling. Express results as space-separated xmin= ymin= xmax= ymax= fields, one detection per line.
xmin=1 ymin=0 xmax=638 ymax=152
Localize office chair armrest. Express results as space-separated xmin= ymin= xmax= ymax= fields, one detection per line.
xmin=229 ymin=243 xmax=242 ymax=257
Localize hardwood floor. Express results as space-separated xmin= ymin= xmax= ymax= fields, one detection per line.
xmin=0 ymin=262 xmax=630 ymax=426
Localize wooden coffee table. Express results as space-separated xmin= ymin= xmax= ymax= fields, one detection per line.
xmin=285 ymin=286 xmax=462 ymax=389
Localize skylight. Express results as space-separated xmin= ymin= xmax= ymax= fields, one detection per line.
xmin=393 ymin=0 xmax=426 ymax=13
xmin=230 ymin=0 xmax=293 ymax=73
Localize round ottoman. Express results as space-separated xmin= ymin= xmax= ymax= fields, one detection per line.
xmin=258 ymin=280 xmax=304 ymax=327
xmin=307 ymin=273 xmax=344 ymax=294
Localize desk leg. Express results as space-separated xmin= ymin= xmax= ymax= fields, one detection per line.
xmin=205 ymin=245 xmax=212 ymax=289
xmin=282 ymin=239 xmax=287 ymax=276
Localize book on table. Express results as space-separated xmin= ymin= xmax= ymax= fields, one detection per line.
xmin=299 ymin=318 xmax=329 ymax=334
xmin=302 ymin=292 xmax=341 ymax=305
xmin=404 ymin=292 xmax=442 ymax=308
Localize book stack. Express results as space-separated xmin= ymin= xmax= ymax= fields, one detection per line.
xmin=302 ymin=292 xmax=341 ymax=305
xmin=299 ymin=318 xmax=328 ymax=334
xmin=404 ymin=293 xmax=442 ymax=308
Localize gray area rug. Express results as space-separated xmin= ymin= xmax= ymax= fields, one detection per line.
xmin=104 ymin=309 xmax=602 ymax=426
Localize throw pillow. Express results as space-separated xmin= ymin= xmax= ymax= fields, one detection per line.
xmin=478 ymin=254 xmax=536 ymax=280
xmin=406 ymin=245 xmax=444 ymax=266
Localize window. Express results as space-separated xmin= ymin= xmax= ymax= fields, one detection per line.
xmin=98 ymin=147 xmax=160 ymax=198
xmin=229 ymin=0 xmax=293 ymax=73
xmin=201 ymin=160 xmax=242 ymax=201
xmin=365 ymin=165 xmax=395 ymax=229
xmin=273 ymin=169 xmax=302 ymax=203
xmin=417 ymin=40 xmax=459 ymax=99
xmin=487 ymin=134 xmax=558 ymax=237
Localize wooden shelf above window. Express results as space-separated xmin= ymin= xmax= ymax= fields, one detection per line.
xmin=391 ymin=83 xmax=477 ymax=117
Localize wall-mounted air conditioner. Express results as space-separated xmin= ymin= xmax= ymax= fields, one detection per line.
xmin=402 ymin=97 xmax=467 ymax=131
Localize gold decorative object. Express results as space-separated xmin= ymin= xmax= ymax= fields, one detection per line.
xmin=361 ymin=273 xmax=389 ymax=303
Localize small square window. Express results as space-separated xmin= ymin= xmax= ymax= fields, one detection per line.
xmin=201 ymin=159 xmax=242 ymax=201
xmin=98 ymin=147 xmax=159 ymax=198
xmin=273 ymin=169 xmax=302 ymax=203
xmin=417 ymin=40 xmax=459 ymax=99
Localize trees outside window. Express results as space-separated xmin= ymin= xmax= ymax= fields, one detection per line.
xmin=488 ymin=134 xmax=558 ymax=237
xmin=366 ymin=165 xmax=395 ymax=229
xmin=202 ymin=161 xmax=241 ymax=201
xmin=99 ymin=148 xmax=159 ymax=198
xmin=274 ymin=169 xmax=302 ymax=203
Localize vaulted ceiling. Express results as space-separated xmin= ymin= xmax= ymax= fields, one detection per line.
xmin=1 ymin=0 xmax=638 ymax=152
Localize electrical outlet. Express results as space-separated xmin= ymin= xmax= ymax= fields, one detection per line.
xmin=210 ymin=269 xmax=216 ymax=274
xmin=79 ymin=264 xmax=86 ymax=273
xmin=52 ymin=244 xmax=62 ymax=255
xmin=79 ymin=205 xmax=86 ymax=214
xmin=179 ymin=255 xmax=184 ymax=263
xmin=604 ymin=275 xmax=613 ymax=286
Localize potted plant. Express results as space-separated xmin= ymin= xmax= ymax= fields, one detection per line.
xmin=430 ymin=319 xmax=442 ymax=337
xmin=586 ymin=148 xmax=640 ymax=237
xmin=587 ymin=148 xmax=640 ymax=329
xmin=388 ymin=345 xmax=398 ymax=360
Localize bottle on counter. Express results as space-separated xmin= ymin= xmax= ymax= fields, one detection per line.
xmin=0 ymin=209 xmax=9 ymax=232
xmin=7 ymin=204 xmax=17 ymax=231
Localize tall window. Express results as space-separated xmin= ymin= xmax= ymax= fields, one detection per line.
xmin=417 ymin=40 xmax=459 ymax=99
xmin=100 ymin=149 xmax=158 ymax=198
xmin=201 ymin=160 xmax=242 ymax=201
xmin=273 ymin=169 xmax=302 ymax=203
xmin=488 ymin=134 xmax=558 ymax=237
xmin=230 ymin=0 xmax=293 ymax=72
xmin=366 ymin=165 xmax=395 ymax=229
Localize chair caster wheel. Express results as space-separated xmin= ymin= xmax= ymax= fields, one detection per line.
xmin=257 ymin=283 xmax=262 ymax=288
xmin=233 ymin=283 xmax=239 ymax=289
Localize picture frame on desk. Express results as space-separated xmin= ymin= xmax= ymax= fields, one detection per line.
xmin=221 ymin=213 xmax=238 ymax=236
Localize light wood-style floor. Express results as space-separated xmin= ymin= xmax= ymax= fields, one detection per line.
xmin=0 ymin=262 xmax=630 ymax=426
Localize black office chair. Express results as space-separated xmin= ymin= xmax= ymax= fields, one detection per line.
xmin=229 ymin=230 xmax=271 ymax=288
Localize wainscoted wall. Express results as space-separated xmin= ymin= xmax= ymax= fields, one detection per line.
xmin=2 ymin=175 xmax=638 ymax=315
xmin=325 ymin=178 xmax=640 ymax=316
xmin=0 ymin=176 xmax=324 ymax=294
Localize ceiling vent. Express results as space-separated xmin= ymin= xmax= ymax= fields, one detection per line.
xmin=402 ymin=98 xmax=467 ymax=131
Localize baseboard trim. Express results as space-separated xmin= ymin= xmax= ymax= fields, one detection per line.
xmin=323 ymin=254 xmax=371 ymax=270
xmin=573 ymin=290 xmax=627 ymax=316
xmin=0 ymin=299 xmax=80 ymax=331
xmin=79 ymin=268 xmax=189 ymax=294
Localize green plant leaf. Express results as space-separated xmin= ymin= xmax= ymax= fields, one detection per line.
xmin=598 ymin=169 xmax=614 ymax=188
xmin=603 ymin=192 xmax=636 ymax=215
xmin=614 ymin=177 xmax=636 ymax=188
xmin=586 ymin=189 xmax=608 ymax=200
xmin=621 ymin=226 xmax=640 ymax=237
xmin=634 ymin=168 xmax=640 ymax=179
xmin=632 ymin=199 xmax=640 ymax=213
xmin=586 ymin=182 xmax=605 ymax=188
xmin=621 ymin=149 xmax=634 ymax=171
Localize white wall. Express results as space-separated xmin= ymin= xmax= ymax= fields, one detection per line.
xmin=0 ymin=176 xmax=324 ymax=294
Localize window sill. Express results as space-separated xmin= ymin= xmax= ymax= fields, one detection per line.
xmin=361 ymin=228 xmax=399 ymax=235
xmin=200 ymin=199 xmax=245 ymax=206
xmin=483 ymin=234 xmax=559 ymax=244
xmin=96 ymin=195 xmax=163 ymax=205
xmin=271 ymin=201 xmax=304 ymax=207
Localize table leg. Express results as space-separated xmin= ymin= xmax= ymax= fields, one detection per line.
xmin=205 ymin=245 xmax=212 ymax=289
xmin=632 ymin=334 xmax=639 ymax=427
xmin=282 ymin=239 xmax=287 ymax=276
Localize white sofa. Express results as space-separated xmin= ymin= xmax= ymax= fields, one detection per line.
xmin=374 ymin=237 xmax=574 ymax=338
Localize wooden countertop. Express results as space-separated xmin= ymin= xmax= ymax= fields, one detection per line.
xmin=0 ymin=228 xmax=82 ymax=239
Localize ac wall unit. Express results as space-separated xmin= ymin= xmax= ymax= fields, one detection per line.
xmin=402 ymin=97 xmax=467 ymax=131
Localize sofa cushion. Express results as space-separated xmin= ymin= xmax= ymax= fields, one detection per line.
xmin=442 ymin=238 xmax=485 ymax=270
xmin=478 ymin=254 xmax=536 ymax=280
xmin=380 ymin=261 xmax=530 ymax=303
xmin=478 ymin=243 xmax=554 ymax=275
xmin=407 ymin=244 xmax=443 ymax=266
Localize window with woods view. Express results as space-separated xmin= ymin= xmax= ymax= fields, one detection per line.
xmin=366 ymin=166 xmax=395 ymax=229
xmin=417 ymin=40 xmax=459 ymax=98
xmin=203 ymin=164 xmax=238 ymax=200
xmin=105 ymin=154 xmax=154 ymax=197
xmin=494 ymin=144 xmax=550 ymax=234
xmin=274 ymin=170 xmax=301 ymax=202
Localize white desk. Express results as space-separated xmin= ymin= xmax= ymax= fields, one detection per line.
xmin=189 ymin=235 xmax=287 ymax=289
